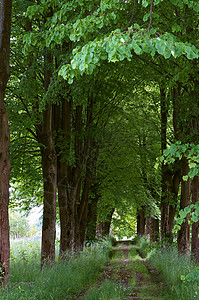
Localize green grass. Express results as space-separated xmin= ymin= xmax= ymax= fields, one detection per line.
xmin=84 ymin=280 xmax=124 ymax=300
xmin=84 ymin=242 xmax=164 ymax=300
xmin=135 ymin=236 xmax=199 ymax=300
xmin=149 ymin=247 xmax=199 ymax=300
xmin=10 ymin=238 xmax=41 ymax=283
xmin=0 ymin=238 xmax=112 ymax=299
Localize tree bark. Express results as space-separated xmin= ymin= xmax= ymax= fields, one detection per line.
xmin=78 ymin=167 xmax=93 ymax=248
xmin=40 ymin=52 xmax=57 ymax=267
xmin=0 ymin=0 xmax=12 ymax=285
xmin=191 ymin=176 xmax=199 ymax=264
xmin=145 ymin=217 xmax=150 ymax=235
xmin=86 ymin=197 xmax=98 ymax=241
xmin=150 ymin=217 xmax=159 ymax=242
xmin=161 ymin=87 xmax=180 ymax=242
xmin=161 ymin=167 xmax=180 ymax=242
xmin=137 ymin=206 xmax=145 ymax=235
xmin=40 ymin=102 xmax=57 ymax=266
xmin=177 ymin=157 xmax=190 ymax=255
xmin=54 ymin=99 xmax=74 ymax=255
xmin=160 ymin=86 xmax=169 ymax=240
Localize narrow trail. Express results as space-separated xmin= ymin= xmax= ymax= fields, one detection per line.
xmin=77 ymin=241 xmax=165 ymax=300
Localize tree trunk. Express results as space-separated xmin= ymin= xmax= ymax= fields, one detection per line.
xmin=160 ymin=86 xmax=169 ymax=240
xmin=177 ymin=157 xmax=190 ymax=255
xmin=137 ymin=206 xmax=145 ymax=235
xmin=57 ymin=162 xmax=73 ymax=255
xmin=54 ymin=99 xmax=74 ymax=256
xmin=150 ymin=217 xmax=159 ymax=242
xmin=86 ymin=197 xmax=98 ymax=241
xmin=161 ymin=166 xmax=172 ymax=239
xmin=0 ymin=0 xmax=12 ymax=285
xmin=40 ymin=102 xmax=57 ymax=266
xmin=78 ymin=168 xmax=92 ymax=248
xmin=72 ymin=178 xmax=82 ymax=250
xmin=161 ymin=168 xmax=180 ymax=242
xmin=97 ymin=209 xmax=114 ymax=237
xmin=0 ymin=107 xmax=10 ymax=284
xmin=161 ymin=87 xmax=180 ymax=243
xmin=40 ymin=52 xmax=57 ymax=267
xmin=191 ymin=176 xmax=199 ymax=264
xmin=145 ymin=217 xmax=150 ymax=235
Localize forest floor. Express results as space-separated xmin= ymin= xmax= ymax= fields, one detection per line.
xmin=76 ymin=241 xmax=167 ymax=300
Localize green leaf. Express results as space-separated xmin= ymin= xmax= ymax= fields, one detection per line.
xmin=183 ymin=175 xmax=188 ymax=181
xmin=163 ymin=49 xmax=171 ymax=59
xmin=143 ymin=13 xmax=150 ymax=22
xmin=142 ymin=0 xmax=149 ymax=8
xmin=179 ymin=210 xmax=187 ymax=219
xmin=192 ymin=214 xmax=199 ymax=223
xmin=188 ymin=168 xmax=198 ymax=179
xmin=189 ymin=162 xmax=197 ymax=169
xmin=164 ymin=148 xmax=170 ymax=156
xmin=170 ymin=144 xmax=177 ymax=155
xmin=184 ymin=206 xmax=191 ymax=214
xmin=194 ymin=207 xmax=199 ymax=217
xmin=173 ymin=224 xmax=181 ymax=232
xmin=171 ymin=24 xmax=182 ymax=33
xmin=87 ymin=63 xmax=95 ymax=74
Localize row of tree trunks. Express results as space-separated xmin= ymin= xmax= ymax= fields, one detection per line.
xmin=161 ymin=166 xmax=180 ymax=242
xmin=53 ymin=88 xmax=101 ymax=254
xmin=137 ymin=211 xmax=159 ymax=243
xmin=0 ymin=0 xmax=12 ymax=285
xmin=55 ymin=98 xmax=73 ymax=254
xmin=160 ymin=86 xmax=180 ymax=242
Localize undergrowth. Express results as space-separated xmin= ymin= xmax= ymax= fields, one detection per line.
xmin=84 ymin=280 xmax=124 ymax=300
xmin=136 ymin=236 xmax=199 ymax=300
xmin=0 ymin=238 xmax=112 ymax=299
xmin=149 ymin=248 xmax=199 ymax=300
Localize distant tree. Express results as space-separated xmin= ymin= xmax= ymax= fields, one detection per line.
xmin=9 ymin=210 xmax=30 ymax=239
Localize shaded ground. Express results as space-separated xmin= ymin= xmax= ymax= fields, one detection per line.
xmin=77 ymin=241 xmax=166 ymax=299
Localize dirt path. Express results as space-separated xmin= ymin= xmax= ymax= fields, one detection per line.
xmin=77 ymin=241 xmax=166 ymax=300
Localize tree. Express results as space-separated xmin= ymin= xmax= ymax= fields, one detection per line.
xmin=9 ymin=210 xmax=31 ymax=239
xmin=0 ymin=0 xmax=12 ymax=285
xmin=7 ymin=0 xmax=199 ymax=266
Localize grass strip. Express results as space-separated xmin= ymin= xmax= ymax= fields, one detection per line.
xmin=0 ymin=238 xmax=112 ymax=299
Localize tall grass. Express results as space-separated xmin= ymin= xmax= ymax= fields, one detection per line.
xmin=148 ymin=246 xmax=199 ymax=299
xmin=10 ymin=238 xmax=41 ymax=283
xmin=0 ymin=238 xmax=112 ymax=299
xmin=84 ymin=280 xmax=124 ymax=300
xmin=135 ymin=236 xmax=199 ymax=299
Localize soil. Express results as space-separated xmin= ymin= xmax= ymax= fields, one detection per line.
xmin=76 ymin=241 xmax=166 ymax=300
